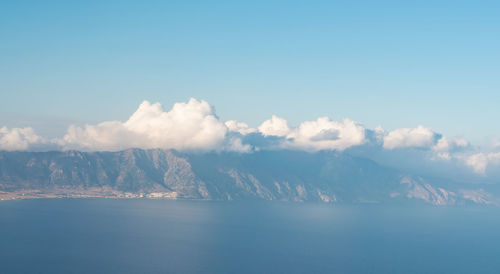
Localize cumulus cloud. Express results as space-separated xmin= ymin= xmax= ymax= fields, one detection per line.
xmin=286 ymin=117 xmax=366 ymax=151
xmin=0 ymin=126 xmax=43 ymax=151
xmin=225 ymin=120 xmax=256 ymax=135
xmin=3 ymin=97 xmax=498 ymax=178
xmin=61 ymin=99 xmax=231 ymax=151
xmin=433 ymin=137 xmax=468 ymax=152
xmin=432 ymin=137 xmax=468 ymax=160
xmin=465 ymin=152 xmax=500 ymax=174
xmin=383 ymin=126 xmax=439 ymax=150
xmin=380 ymin=125 xmax=472 ymax=161
xmin=493 ymin=138 xmax=500 ymax=149
xmin=373 ymin=126 xmax=386 ymax=143
xmin=258 ymin=115 xmax=290 ymax=137
xmin=255 ymin=115 xmax=366 ymax=151
xmin=224 ymin=137 xmax=253 ymax=153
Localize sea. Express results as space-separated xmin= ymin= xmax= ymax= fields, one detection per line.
xmin=1 ymin=199 xmax=500 ymax=274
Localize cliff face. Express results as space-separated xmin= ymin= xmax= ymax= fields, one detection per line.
xmin=0 ymin=149 xmax=498 ymax=205
xmin=0 ymin=149 xmax=206 ymax=199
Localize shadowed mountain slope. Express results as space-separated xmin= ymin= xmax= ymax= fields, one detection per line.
xmin=0 ymin=149 xmax=498 ymax=205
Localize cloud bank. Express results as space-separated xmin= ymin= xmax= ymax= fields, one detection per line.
xmin=383 ymin=126 xmax=439 ymax=150
xmin=0 ymin=98 xmax=497 ymax=175
xmin=465 ymin=152 xmax=500 ymax=174
xmin=61 ymin=99 xmax=231 ymax=151
xmin=225 ymin=120 xmax=256 ymax=135
xmin=0 ymin=126 xmax=43 ymax=151
xmin=285 ymin=117 xmax=366 ymax=151
xmin=257 ymin=115 xmax=290 ymax=137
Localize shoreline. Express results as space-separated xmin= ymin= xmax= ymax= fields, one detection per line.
xmin=0 ymin=189 xmax=180 ymax=202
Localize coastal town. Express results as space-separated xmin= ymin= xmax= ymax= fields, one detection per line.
xmin=0 ymin=188 xmax=179 ymax=202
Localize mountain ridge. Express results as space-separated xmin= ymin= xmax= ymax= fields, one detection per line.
xmin=0 ymin=149 xmax=498 ymax=205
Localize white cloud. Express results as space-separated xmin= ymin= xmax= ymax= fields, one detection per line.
xmin=258 ymin=115 xmax=290 ymax=137
xmin=225 ymin=120 xmax=256 ymax=135
xmin=465 ymin=152 xmax=500 ymax=174
xmin=225 ymin=137 xmax=253 ymax=153
xmin=433 ymin=137 xmax=468 ymax=152
xmin=493 ymin=138 xmax=500 ymax=149
xmin=434 ymin=152 xmax=452 ymax=161
xmin=373 ymin=126 xmax=386 ymax=143
xmin=0 ymin=126 xmax=43 ymax=151
xmin=60 ymin=99 xmax=231 ymax=151
xmin=285 ymin=117 xmax=366 ymax=151
xmin=256 ymin=116 xmax=366 ymax=151
xmin=432 ymin=137 xmax=468 ymax=160
xmin=3 ymin=98 xmax=497 ymax=179
xmin=62 ymin=122 xmax=140 ymax=151
xmin=381 ymin=126 xmax=470 ymax=161
xmin=383 ymin=126 xmax=438 ymax=150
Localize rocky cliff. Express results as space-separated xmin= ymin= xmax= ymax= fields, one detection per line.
xmin=0 ymin=149 xmax=498 ymax=205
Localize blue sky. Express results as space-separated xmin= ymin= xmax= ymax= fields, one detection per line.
xmin=1 ymin=0 xmax=499 ymax=144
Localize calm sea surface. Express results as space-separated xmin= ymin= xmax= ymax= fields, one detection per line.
xmin=1 ymin=199 xmax=500 ymax=274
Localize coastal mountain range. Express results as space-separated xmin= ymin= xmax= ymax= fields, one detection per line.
xmin=0 ymin=149 xmax=498 ymax=205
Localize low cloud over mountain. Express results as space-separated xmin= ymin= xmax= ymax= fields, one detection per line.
xmin=1 ymin=98 xmax=499 ymax=176
xmin=60 ymin=99 xmax=229 ymax=152
xmin=0 ymin=127 xmax=43 ymax=151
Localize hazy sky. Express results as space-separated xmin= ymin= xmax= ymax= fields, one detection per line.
xmin=1 ymin=0 xmax=499 ymax=144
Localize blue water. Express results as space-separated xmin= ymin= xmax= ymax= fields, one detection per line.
xmin=1 ymin=199 xmax=500 ymax=274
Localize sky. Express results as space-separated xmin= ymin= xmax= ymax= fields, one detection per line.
xmin=1 ymin=0 xmax=499 ymax=170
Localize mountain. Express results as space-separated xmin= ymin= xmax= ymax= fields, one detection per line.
xmin=0 ymin=149 xmax=498 ymax=205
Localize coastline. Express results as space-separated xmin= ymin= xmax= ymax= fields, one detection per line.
xmin=0 ymin=188 xmax=179 ymax=202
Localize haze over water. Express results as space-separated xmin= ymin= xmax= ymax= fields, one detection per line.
xmin=1 ymin=199 xmax=499 ymax=274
